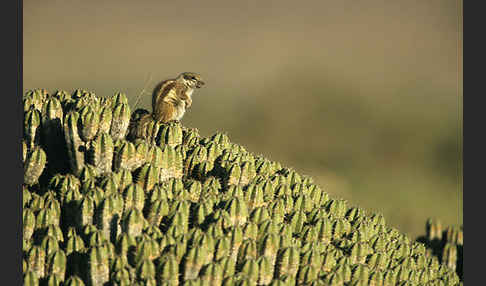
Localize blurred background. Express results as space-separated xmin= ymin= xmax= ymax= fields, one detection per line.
xmin=23 ymin=0 xmax=462 ymax=238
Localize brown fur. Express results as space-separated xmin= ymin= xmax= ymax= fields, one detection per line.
xmin=152 ymin=80 xmax=190 ymax=123
xmin=128 ymin=72 xmax=203 ymax=140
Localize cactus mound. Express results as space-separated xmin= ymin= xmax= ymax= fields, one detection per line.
xmin=23 ymin=88 xmax=462 ymax=286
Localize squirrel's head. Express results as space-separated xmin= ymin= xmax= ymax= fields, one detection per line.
xmin=178 ymin=72 xmax=205 ymax=89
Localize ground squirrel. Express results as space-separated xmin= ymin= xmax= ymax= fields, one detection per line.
xmin=152 ymin=72 xmax=205 ymax=123
xmin=128 ymin=72 xmax=204 ymax=140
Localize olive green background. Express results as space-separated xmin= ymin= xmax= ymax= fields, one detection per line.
xmin=23 ymin=0 xmax=462 ymax=238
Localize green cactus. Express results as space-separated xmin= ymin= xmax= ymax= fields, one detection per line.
xmin=122 ymin=209 xmax=146 ymax=238
xmin=145 ymin=199 xmax=169 ymax=227
xmin=77 ymin=196 xmax=95 ymax=229
xmin=135 ymin=163 xmax=159 ymax=191
xmin=90 ymin=132 xmax=114 ymax=175
xmin=200 ymin=263 xmax=224 ymax=285
xmin=21 ymin=89 xmax=463 ymax=285
xmin=136 ymin=258 xmax=156 ymax=282
xmin=158 ymin=122 xmax=183 ymax=147
xmin=23 ymin=209 xmax=36 ymax=241
xmin=24 ymin=108 xmax=42 ymax=148
xmin=46 ymin=250 xmax=67 ymax=281
xmin=240 ymin=258 xmax=259 ymax=284
xmin=96 ymin=196 xmax=120 ymax=240
xmin=123 ymin=183 xmax=146 ymax=212
xmin=88 ymin=246 xmax=110 ymax=286
xmin=133 ymin=238 xmax=160 ymax=265
xmin=24 ymin=89 xmax=46 ymax=111
xmin=183 ymin=246 xmax=207 ymax=281
xmin=79 ymin=105 xmax=100 ymax=142
xmin=157 ymin=255 xmax=179 ymax=286
xmin=65 ymin=233 xmax=86 ymax=255
xmin=276 ymin=247 xmax=300 ymax=277
xmin=111 ymin=102 xmax=131 ymax=141
xmin=24 ymin=270 xmax=40 ymax=286
xmin=297 ymin=265 xmax=319 ymax=285
xmin=24 ymin=146 xmax=47 ymax=186
xmin=27 ymin=245 xmax=46 ymax=279
xmin=64 ymin=276 xmax=86 ymax=286
xmin=257 ymin=256 xmax=273 ymax=285
xmin=63 ymin=112 xmax=86 ymax=175
xmin=441 ymin=243 xmax=458 ymax=272
xmin=225 ymin=197 xmax=249 ymax=226
xmin=97 ymin=105 xmax=113 ymax=134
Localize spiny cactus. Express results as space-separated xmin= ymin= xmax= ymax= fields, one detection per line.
xmin=63 ymin=112 xmax=85 ymax=176
xmin=22 ymin=88 xmax=462 ymax=286
xmin=416 ymin=219 xmax=463 ymax=281
xmin=24 ymin=146 xmax=47 ymax=186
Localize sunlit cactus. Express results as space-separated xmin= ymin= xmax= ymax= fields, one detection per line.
xmin=41 ymin=235 xmax=60 ymax=258
xmin=88 ymin=246 xmax=110 ymax=286
xmin=156 ymin=255 xmax=179 ymax=286
xmin=35 ymin=208 xmax=58 ymax=230
xmin=426 ymin=218 xmax=443 ymax=241
xmin=63 ymin=275 xmax=86 ymax=286
xmin=96 ymin=196 xmax=121 ymax=240
xmin=256 ymin=256 xmax=273 ymax=285
xmin=210 ymin=236 xmax=230 ymax=260
xmin=330 ymin=265 xmax=350 ymax=285
xmin=21 ymin=89 xmax=462 ymax=285
xmin=289 ymin=210 xmax=306 ymax=235
xmin=237 ymin=239 xmax=258 ymax=268
xmin=24 ymin=89 xmax=47 ymax=111
xmin=24 ymin=108 xmax=42 ymax=148
xmin=46 ymin=250 xmax=67 ymax=281
xmin=158 ymin=122 xmax=183 ymax=147
xmin=276 ymin=247 xmax=300 ymax=277
xmin=65 ymin=233 xmax=86 ymax=255
xmin=24 ymin=146 xmax=47 ymax=185
xmin=225 ymin=163 xmax=241 ymax=187
xmin=350 ymin=264 xmax=371 ymax=284
xmin=95 ymin=105 xmax=113 ymax=134
xmin=77 ymin=196 xmax=95 ymax=229
xmin=350 ymin=242 xmax=372 ymax=264
xmin=225 ymin=197 xmax=249 ymax=227
xmin=445 ymin=226 xmax=463 ymax=246
xmin=90 ymin=132 xmax=114 ymax=175
xmin=133 ymin=238 xmax=160 ymax=265
xmin=182 ymin=246 xmax=207 ymax=281
xmin=79 ymin=105 xmax=100 ymax=142
xmin=23 ymin=209 xmax=36 ymax=241
xmin=64 ymin=112 xmax=85 ymax=175
xmin=199 ymin=263 xmax=223 ymax=285
xmin=44 ymin=274 xmax=64 ymax=286
xmin=135 ymin=163 xmax=159 ymax=191
xmin=24 ymin=270 xmax=39 ymax=286
xmin=240 ymin=258 xmax=259 ymax=284
xmin=122 ymin=208 xmax=146 ymax=238
xmin=27 ymin=245 xmax=46 ymax=279
xmin=41 ymin=96 xmax=64 ymax=143
xmin=441 ymin=243 xmax=458 ymax=272
xmin=145 ymin=198 xmax=169 ymax=226
xmin=111 ymin=102 xmax=131 ymax=141
xmin=123 ymin=183 xmax=145 ymax=212
xmin=321 ymin=252 xmax=336 ymax=272
xmin=297 ymin=265 xmax=319 ymax=285
xmin=136 ymin=258 xmax=156 ymax=283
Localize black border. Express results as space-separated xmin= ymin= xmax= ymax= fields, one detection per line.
xmin=464 ymin=0 xmax=480 ymax=284
xmin=3 ymin=0 xmax=22 ymax=285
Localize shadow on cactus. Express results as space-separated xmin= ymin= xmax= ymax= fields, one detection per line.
xmin=23 ymin=88 xmax=462 ymax=285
